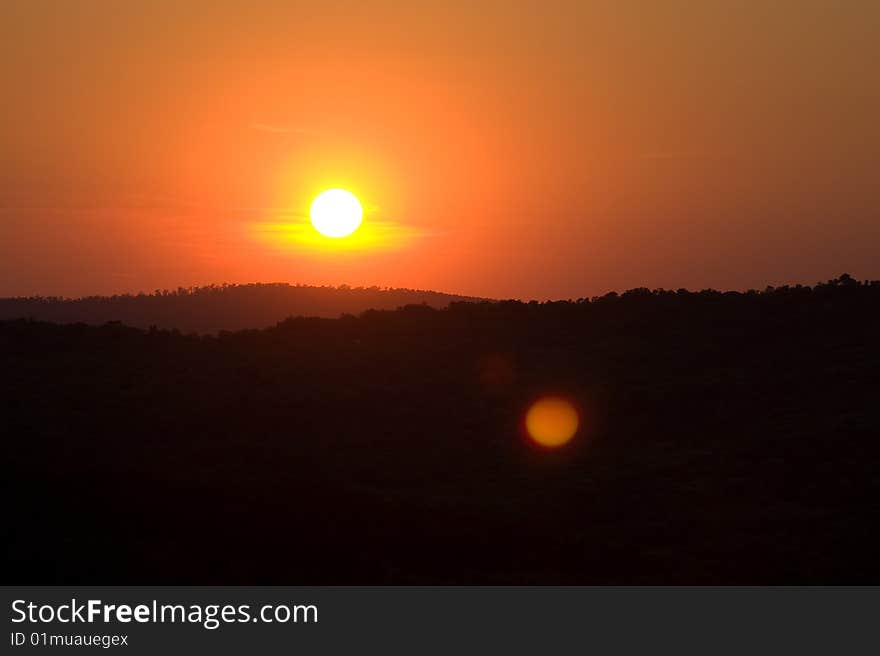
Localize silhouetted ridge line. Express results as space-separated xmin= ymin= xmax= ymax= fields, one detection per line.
xmin=0 ymin=282 xmax=487 ymax=333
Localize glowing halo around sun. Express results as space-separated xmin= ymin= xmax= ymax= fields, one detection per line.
xmin=525 ymin=396 xmax=580 ymax=448
xmin=310 ymin=188 xmax=363 ymax=238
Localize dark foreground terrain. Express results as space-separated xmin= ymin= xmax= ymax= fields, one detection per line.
xmin=3 ymin=275 xmax=879 ymax=583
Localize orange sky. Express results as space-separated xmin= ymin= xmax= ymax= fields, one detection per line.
xmin=2 ymin=1 xmax=878 ymax=299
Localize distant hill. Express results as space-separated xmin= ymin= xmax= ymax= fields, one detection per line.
xmin=0 ymin=283 xmax=487 ymax=333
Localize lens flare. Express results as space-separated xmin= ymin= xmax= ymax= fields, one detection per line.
xmin=525 ymin=396 xmax=579 ymax=448
xmin=477 ymin=353 xmax=516 ymax=391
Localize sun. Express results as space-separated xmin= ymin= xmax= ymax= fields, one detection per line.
xmin=310 ymin=189 xmax=363 ymax=238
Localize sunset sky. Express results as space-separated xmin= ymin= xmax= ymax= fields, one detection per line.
xmin=2 ymin=1 xmax=878 ymax=299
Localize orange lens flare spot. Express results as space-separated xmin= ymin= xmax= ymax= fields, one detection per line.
xmin=525 ymin=397 xmax=579 ymax=448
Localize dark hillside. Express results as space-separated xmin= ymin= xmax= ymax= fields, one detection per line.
xmin=3 ymin=275 xmax=879 ymax=583
xmin=0 ymin=283 xmax=485 ymax=333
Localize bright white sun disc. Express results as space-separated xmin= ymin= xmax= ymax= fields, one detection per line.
xmin=310 ymin=189 xmax=363 ymax=238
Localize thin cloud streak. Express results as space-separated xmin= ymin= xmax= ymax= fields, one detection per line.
xmin=638 ymin=151 xmax=737 ymax=161
xmin=250 ymin=123 xmax=323 ymax=136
